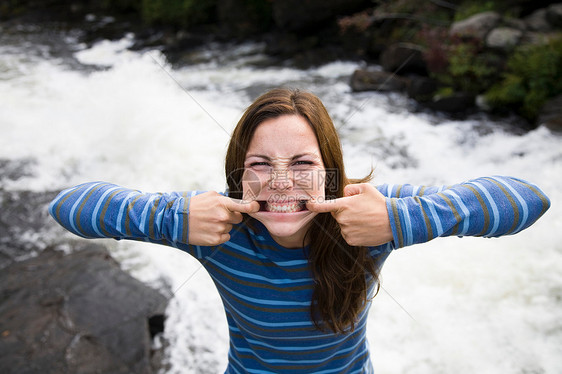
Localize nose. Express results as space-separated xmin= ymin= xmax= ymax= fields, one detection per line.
xmin=268 ymin=169 xmax=293 ymax=191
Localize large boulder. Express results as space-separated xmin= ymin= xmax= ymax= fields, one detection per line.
xmin=524 ymin=8 xmax=552 ymax=31
xmin=407 ymin=76 xmax=439 ymax=102
xmin=0 ymin=165 xmax=58 ymax=268
xmin=0 ymin=243 xmax=168 ymax=374
xmin=0 ymin=166 xmax=168 ymax=374
xmin=486 ymin=27 xmax=524 ymax=50
xmin=450 ymin=11 xmax=502 ymax=41
xmin=379 ymin=43 xmax=427 ymax=75
xmin=350 ymin=69 xmax=409 ymax=92
xmin=426 ymin=92 xmax=476 ymax=113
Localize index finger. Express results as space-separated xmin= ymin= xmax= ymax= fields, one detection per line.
xmin=223 ymin=197 xmax=260 ymax=214
xmin=306 ymin=197 xmax=346 ymax=214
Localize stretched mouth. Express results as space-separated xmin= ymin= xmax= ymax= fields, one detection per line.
xmin=257 ymin=200 xmax=308 ymax=213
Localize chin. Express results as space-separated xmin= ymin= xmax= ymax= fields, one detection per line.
xmin=250 ymin=211 xmax=317 ymax=247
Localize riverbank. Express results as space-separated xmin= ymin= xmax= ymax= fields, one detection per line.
xmin=2 ymin=0 xmax=562 ymax=129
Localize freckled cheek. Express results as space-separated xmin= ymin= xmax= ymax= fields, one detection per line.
xmin=242 ymin=170 xmax=270 ymax=200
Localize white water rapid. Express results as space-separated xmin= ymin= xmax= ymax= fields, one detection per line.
xmin=1 ymin=31 xmax=561 ymax=373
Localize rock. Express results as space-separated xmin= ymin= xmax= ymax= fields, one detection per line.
xmin=503 ymin=17 xmax=527 ymax=31
xmin=450 ymin=11 xmax=501 ymax=41
xmin=486 ymin=27 xmax=523 ymax=50
xmin=426 ymin=92 xmax=476 ymax=113
xmin=0 ymin=187 xmax=58 ymax=269
xmin=0 ymin=243 xmax=168 ymax=374
xmin=538 ymin=94 xmax=562 ymax=131
xmin=546 ymin=3 xmax=562 ymax=28
xmin=407 ymin=76 xmax=439 ymax=102
xmin=380 ymin=43 xmax=427 ymax=75
xmin=0 ymin=158 xmax=35 ymax=185
xmin=262 ymin=32 xmax=344 ymax=67
xmin=350 ymin=69 xmax=409 ymax=92
xmin=0 ymin=174 xmax=168 ymax=373
xmin=525 ymin=8 xmax=552 ymax=31
xmin=271 ymin=0 xmax=371 ymax=31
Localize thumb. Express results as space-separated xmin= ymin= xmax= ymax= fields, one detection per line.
xmin=343 ymin=183 xmax=367 ymax=197
xmin=306 ymin=197 xmax=344 ymax=213
xmin=225 ymin=198 xmax=260 ymax=213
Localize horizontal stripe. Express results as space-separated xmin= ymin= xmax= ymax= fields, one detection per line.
xmin=207 ymin=257 xmax=313 ymax=285
xmin=220 ymin=244 xmax=309 ymax=272
xmin=48 ymin=176 xmax=550 ymax=373
xmin=205 ymin=260 xmax=313 ymax=293
xmin=214 ymin=278 xmax=310 ymax=307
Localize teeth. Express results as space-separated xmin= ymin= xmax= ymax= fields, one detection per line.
xmin=257 ymin=200 xmax=308 ymax=213
xmin=268 ymin=204 xmax=298 ymax=213
xmin=265 ymin=201 xmax=305 ymax=213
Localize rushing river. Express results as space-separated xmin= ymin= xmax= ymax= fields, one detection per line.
xmin=2 ymin=26 xmax=561 ymax=373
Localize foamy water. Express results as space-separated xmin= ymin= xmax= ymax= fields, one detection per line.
xmin=2 ymin=32 xmax=561 ymax=373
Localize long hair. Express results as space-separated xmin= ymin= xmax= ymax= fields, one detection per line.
xmin=225 ymin=88 xmax=379 ymax=333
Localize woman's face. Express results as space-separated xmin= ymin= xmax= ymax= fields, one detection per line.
xmin=242 ymin=114 xmax=325 ymax=248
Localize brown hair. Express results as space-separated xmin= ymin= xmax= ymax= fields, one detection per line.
xmin=225 ymin=88 xmax=379 ymax=333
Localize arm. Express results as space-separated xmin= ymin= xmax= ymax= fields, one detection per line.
xmin=307 ymin=176 xmax=549 ymax=249
xmin=48 ymin=182 xmax=260 ymax=257
xmin=49 ymin=181 xmax=196 ymax=250
xmin=382 ymin=176 xmax=550 ymax=248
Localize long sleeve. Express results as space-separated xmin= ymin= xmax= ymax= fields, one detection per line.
xmin=377 ymin=176 xmax=550 ymax=249
xmin=48 ymin=181 xmax=201 ymax=254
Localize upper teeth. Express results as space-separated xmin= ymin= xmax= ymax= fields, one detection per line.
xmin=267 ymin=203 xmax=301 ymax=213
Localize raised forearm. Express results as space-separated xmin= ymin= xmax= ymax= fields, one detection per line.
xmin=48 ymin=182 xmax=191 ymax=244
xmin=384 ymin=176 xmax=550 ymax=248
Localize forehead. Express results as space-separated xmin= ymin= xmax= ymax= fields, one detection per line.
xmin=247 ymin=115 xmax=320 ymax=155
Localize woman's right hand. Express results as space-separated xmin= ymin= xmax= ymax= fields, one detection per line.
xmin=188 ymin=192 xmax=259 ymax=246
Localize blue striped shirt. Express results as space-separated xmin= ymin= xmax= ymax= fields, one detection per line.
xmin=48 ymin=176 xmax=550 ymax=373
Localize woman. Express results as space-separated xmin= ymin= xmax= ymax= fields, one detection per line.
xmin=49 ymin=88 xmax=550 ymax=373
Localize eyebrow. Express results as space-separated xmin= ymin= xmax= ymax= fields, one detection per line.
xmin=245 ymin=153 xmax=318 ymax=161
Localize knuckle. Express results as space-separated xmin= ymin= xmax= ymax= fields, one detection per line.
xmin=338 ymin=215 xmax=350 ymax=226
xmin=216 ymin=210 xmax=231 ymax=222
xmin=202 ymin=191 xmax=220 ymax=201
xmin=211 ymin=234 xmax=226 ymax=246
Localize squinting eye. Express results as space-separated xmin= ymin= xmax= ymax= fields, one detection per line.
xmin=249 ymin=162 xmax=270 ymax=167
xmin=293 ymin=160 xmax=314 ymax=166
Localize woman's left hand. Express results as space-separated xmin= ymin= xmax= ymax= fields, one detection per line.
xmin=306 ymin=183 xmax=393 ymax=247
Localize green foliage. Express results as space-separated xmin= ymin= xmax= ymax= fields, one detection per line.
xmin=430 ymin=41 xmax=501 ymax=94
xmin=453 ymin=0 xmax=519 ymax=21
xmin=485 ymin=35 xmax=562 ymax=120
xmin=454 ymin=1 xmax=498 ymax=21
xmin=435 ymin=86 xmax=455 ymax=98
xmin=140 ymin=0 xmax=216 ymax=28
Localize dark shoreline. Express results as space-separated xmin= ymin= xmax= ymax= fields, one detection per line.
xmin=2 ymin=1 xmax=561 ymax=131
